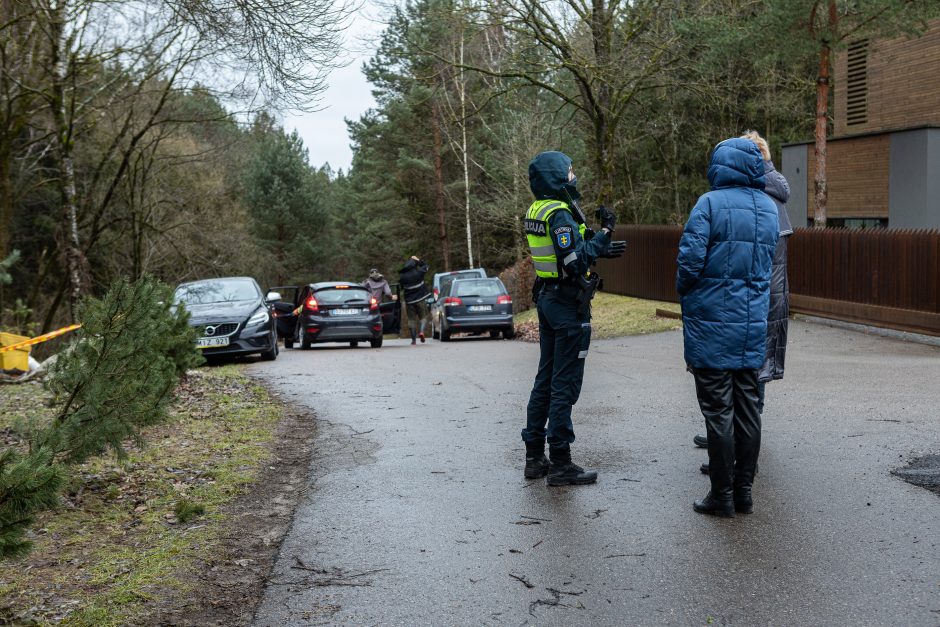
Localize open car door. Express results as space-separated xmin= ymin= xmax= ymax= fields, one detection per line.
xmin=380 ymin=283 xmax=402 ymax=335
xmin=268 ymin=285 xmax=300 ymax=340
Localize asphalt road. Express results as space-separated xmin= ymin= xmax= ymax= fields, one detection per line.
xmin=250 ymin=321 xmax=940 ymax=626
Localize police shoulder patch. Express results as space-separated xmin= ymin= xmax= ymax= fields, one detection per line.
xmin=553 ymin=226 xmax=573 ymax=249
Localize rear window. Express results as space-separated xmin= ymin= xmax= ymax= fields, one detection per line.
xmin=315 ymin=287 xmax=371 ymax=304
xmin=175 ymin=279 xmax=259 ymax=305
xmin=453 ymin=280 xmax=504 ymax=297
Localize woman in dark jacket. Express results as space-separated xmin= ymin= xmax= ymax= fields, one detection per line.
xmin=746 ymin=132 xmax=793 ymax=408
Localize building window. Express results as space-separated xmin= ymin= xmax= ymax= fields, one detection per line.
xmin=846 ymin=39 xmax=870 ymax=126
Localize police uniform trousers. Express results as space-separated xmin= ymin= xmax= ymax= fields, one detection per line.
xmin=522 ymin=284 xmax=591 ymax=450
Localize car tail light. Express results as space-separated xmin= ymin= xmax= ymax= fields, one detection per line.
xmin=370 ymin=297 xmax=378 ymax=312
xmin=305 ymin=297 xmax=319 ymax=312
xmin=497 ymin=295 xmax=512 ymax=305
xmin=434 ymin=287 xmax=439 ymax=297
xmin=444 ymin=297 xmax=462 ymax=307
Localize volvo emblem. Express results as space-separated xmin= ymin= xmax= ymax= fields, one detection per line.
xmin=205 ymin=325 xmax=217 ymax=336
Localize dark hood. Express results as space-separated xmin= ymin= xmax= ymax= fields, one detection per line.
xmin=762 ymin=160 xmax=788 ymax=202
xmin=184 ymin=299 xmax=262 ymax=324
xmin=707 ymin=138 xmax=765 ymax=191
xmin=400 ymin=259 xmax=417 ymax=273
xmin=529 ymin=151 xmax=578 ymax=201
xmin=763 ymin=159 xmax=793 ymax=235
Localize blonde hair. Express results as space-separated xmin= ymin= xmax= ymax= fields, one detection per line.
xmin=741 ymin=130 xmax=770 ymax=161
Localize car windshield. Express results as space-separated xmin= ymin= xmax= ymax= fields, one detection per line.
xmin=453 ymin=280 xmax=503 ymax=297
xmin=175 ymin=279 xmax=259 ymax=305
xmin=316 ymin=287 xmax=371 ymax=304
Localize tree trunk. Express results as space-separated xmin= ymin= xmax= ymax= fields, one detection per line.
xmin=430 ymin=102 xmax=451 ymax=271
xmin=48 ymin=4 xmax=84 ymax=317
xmin=813 ymin=0 xmax=837 ymax=229
xmin=813 ymin=42 xmax=830 ymax=228
xmin=458 ymin=36 xmax=474 ymax=268
xmin=0 ymin=141 xmax=12 ymax=264
xmin=591 ymin=0 xmax=613 ymax=204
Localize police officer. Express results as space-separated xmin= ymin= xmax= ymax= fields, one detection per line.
xmin=521 ymin=151 xmax=625 ymax=486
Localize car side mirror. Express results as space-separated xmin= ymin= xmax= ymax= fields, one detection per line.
xmin=265 ymin=291 xmax=282 ymax=303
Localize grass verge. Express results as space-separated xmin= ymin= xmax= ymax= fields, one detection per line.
xmin=514 ymin=292 xmax=682 ymax=340
xmin=0 ymin=365 xmax=286 ymax=626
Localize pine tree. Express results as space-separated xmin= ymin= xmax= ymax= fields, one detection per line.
xmin=0 ymin=276 xmax=200 ymax=559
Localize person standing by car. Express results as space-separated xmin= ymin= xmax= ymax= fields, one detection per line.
xmin=677 ymin=137 xmax=778 ymax=517
xmin=520 ymin=151 xmax=624 ymax=487
xmin=363 ymin=269 xmax=397 ymax=303
xmin=693 ymin=131 xmax=794 ymax=473
xmin=399 ymin=256 xmax=431 ymax=345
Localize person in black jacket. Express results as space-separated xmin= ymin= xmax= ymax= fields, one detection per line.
xmin=399 ymin=256 xmax=431 ymax=345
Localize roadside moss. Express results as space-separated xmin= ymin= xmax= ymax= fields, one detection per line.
xmin=0 ymin=364 xmax=283 ymax=625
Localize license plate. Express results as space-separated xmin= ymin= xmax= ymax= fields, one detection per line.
xmin=197 ymin=336 xmax=229 ymax=349
xmin=332 ymin=308 xmax=362 ymax=316
xmin=468 ymin=305 xmax=492 ymax=312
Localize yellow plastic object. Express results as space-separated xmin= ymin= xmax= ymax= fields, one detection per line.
xmin=0 ymin=332 xmax=31 ymax=372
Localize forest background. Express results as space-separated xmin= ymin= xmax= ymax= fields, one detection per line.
xmin=2 ymin=0 xmax=936 ymax=334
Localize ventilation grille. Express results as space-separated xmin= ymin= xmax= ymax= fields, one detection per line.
xmin=846 ymin=39 xmax=869 ymax=126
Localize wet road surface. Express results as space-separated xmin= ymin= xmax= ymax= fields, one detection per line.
xmin=250 ymin=321 xmax=940 ymax=625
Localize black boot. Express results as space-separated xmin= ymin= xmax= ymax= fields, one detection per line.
xmin=733 ymin=487 xmax=753 ymax=514
xmin=693 ymin=492 xmax=735 ymax=517
xmin=524 ymin=441 xmax=549 ymax=479
xmin=693 ymin=434 xmax=708 ymax=448
xmin=547 ymin=447 xmax=597 ymax=486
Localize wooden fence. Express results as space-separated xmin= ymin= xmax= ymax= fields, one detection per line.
xmin=594 ymin=225 xmax=940 ymax=336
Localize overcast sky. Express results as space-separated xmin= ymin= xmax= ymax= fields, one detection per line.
xmin=282 ymin=9 xmax=384 ymax=173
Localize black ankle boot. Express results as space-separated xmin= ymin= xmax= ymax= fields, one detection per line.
xmin=693 ymin=491 xmax=735 ymax=518
xmin=733 ymin=488 xmax=753 ymax=514
xmin=524 ymin=442 xmax=549 ymax=479
xmin=547 ymin=447 xmax=597 ymax=486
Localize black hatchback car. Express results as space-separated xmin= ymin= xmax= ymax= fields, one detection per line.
xmin=174 ymin=277 xmax=278 ymax=360
xmin=288 ymin=282 xmax=384 ymax=349
xmin=431 ymin=277 xmax=515 ymax=341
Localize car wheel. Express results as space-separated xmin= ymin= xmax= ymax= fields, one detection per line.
xmin=285 ymin=337 xmax=294 ymax=349
xmin=432 ymin=318 xmax=440 ymax=340
xmin=350 ymin=341 xmax=359 ymax=348
xmin=489 ymin=331 xmax=500 ymax=339
xmin=440 ymin=325 xmax=451 ymax=342
xmin=259 ymin=330 xmax=278 ymax=360
xmin=503 ymin=327 xmax=516 ymax=340
xmin=299 ymin=325 xmax=311 ymax=350
xmin=370 ymin=336 xmax=383 ymax=348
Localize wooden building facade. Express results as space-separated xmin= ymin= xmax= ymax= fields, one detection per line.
xmin=782 ymin=21 xmax=940 ymax=229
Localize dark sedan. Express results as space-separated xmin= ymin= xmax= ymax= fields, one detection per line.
xmin=174 ymin=277 xmax=278 ymax=361
xmin=431 ymin=278 xmax=515 ymax=341
xmin=288 ymin=282 xmax=384 ymax=349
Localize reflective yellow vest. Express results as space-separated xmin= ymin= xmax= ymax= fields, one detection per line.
xmin=524 ymin=200 xmax=587 ymax=279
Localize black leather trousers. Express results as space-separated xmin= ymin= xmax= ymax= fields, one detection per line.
xmin=692 ymin=368 xmax=762 ymax=501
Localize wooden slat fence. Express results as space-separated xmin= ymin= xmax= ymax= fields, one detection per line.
xmin=594 ymin=225 xmax=940 ymax=336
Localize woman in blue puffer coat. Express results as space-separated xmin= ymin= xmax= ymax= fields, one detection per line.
xmin=676 ymin=137 xmax=779 ymax=518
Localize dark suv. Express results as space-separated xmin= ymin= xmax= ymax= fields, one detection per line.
xmin=174 ymin=277 xmax=278 ymax=360
xmin=288 ymin=282 xmax=384 ymax=349
xmin=431 ymin=277 xmax=515 ymax=341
